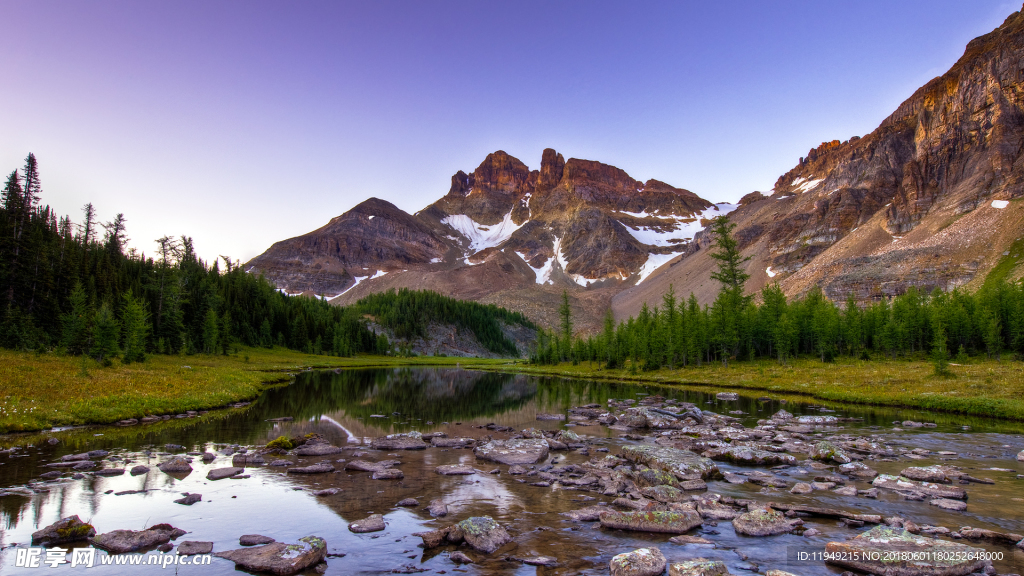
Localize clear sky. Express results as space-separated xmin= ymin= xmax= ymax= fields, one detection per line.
xmin=0 ymin=0 xmax=1018 ymax=263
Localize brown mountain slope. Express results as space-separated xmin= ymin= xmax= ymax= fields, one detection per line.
xmin=615 ymin=5 xmax=1024 ymax=320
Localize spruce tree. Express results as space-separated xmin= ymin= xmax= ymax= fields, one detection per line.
xmin=121 ymin=292 xmax=150 ymax=363
xmin=93 ymin=302 xmax=119 ymax=366
xmin=60 ymin=281 xmax=90 ymax=355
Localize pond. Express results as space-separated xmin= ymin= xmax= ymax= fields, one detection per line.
xmin=1 ymin=367 xmax=1023 ymax=575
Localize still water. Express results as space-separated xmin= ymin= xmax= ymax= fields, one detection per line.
xmin=1 ymin=368 xmax=1023 ymax=575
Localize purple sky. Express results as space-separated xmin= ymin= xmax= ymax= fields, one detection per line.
xmin=0 ymin=1 xmax=1017 ymax=263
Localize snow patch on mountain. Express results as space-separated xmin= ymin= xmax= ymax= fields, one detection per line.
xmin=442 ymin=211 xmax=525 ymax=252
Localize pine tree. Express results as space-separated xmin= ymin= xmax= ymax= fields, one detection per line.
xmin=121 ymin=292 xmax=150 ymax=363
xmin=93 ymin=302 xmax=120 ymax=366
xmin=202 ymin=308 xmax=220 ymax=354
xmin=558 ymin=290 xmax=573 ymax=360
xmin=60 ymin=281 xmax=90 ymax=355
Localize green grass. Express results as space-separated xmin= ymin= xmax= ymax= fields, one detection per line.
xmin=983 ymin=227 xmax=1024 ymax=287
xmin=475 ymin=357 xmax=1024 ymax=421
xmin=0 ymin=347 xmax=507 ymax=433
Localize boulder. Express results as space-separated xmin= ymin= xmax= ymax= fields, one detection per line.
xmin=435 ymin=464 xmax=476 ymax=475
xmin=1017 ymin=450 xmax=1023 ymax=462
xmin=177 ymin=541 xmax=213 ymax=555
xmin=215 ymin=536 xmax=326 ymax=576
xmin=396 ymin=498 xmax=419 ymax=507
xmin=610 ymin=547 xmax=667 ymax=576
xmin=790 ymin=482 xmax=812 ymax=495
xmin=207 ymin=467 xmax=244 ymax=481
xmin=561 ymin=505 xmax=607 ymax=522
xmin=431 ymin=437 xmax=475 ymax=448
xmin=716 ymin=392 xmax=739 ymax=401
xmin=370 ymin=432 xmax=427 ymax=451
xmin=732 ymin=506 xmax=795 ymax=536
xmin=702 ymin=446 xmax=797 ymax=466
xmin=641 ymin=485 xmax=685 ymax=503
xmin=771 ymin=409 xmax=794 ymax=421
xmin=930 ymin=499 xmax=967 ymax=511
xmin=449 ymin=551 xmax=473 ymax=564
xmin=31 ymin=515 xmax=96 ymax=546
xmin=696 ymin=500 xmax=739 ymax=520
xmin=474 ymin=438 xmax=550 ymax=465
xmin=130 ymin=465 xmax=150 ymax=476
xmin=825 ymin=525 xmax=988 ymax=576
xmin=90 ymin=524 xmax=185 ymax=554
xmin=427 ymin=499 xmax=448 ymax=517
xmin=287 ymin=463 xmax=335 ymax=475
xmin=174 ymin=493 xmax=202 ymax=505
xmin=796 ymin=415 xmax=838 ymax=425
xmin=900 ymin=465 xmax=962 ymax=484
xmin=620 ymin=445 xmax=718 ymax=480
xmin=456 ymin=516 xmax=511 ymax=554
xmin=839 ymin=461 xmax=879 ymax=479
xmin=809 ymin=441 xmax=851 ymax=464
xmin=619 ymin=407 xmax=684 ymax=429
xmin=669 ymin=559 xmax=729 ymax=576
xmin=599 ymin=510 xmax=703 ymax=533
xmin=348 ymin=514 xmax=385 ymax=533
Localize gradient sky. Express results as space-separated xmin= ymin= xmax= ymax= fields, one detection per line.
xmin=0 ymin=1 xmax=1018 ymax=264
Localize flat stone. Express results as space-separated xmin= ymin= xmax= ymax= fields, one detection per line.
xmin=129 ymin=465 xmax=150 ymax=476
xmin=599 ymin=510 xmax=703 ymax=533
xmin=723 ymin=472 xmax=747 ymax=484
xmin=697 ymin=500 xmax=740 ymax=520
xmin=370 ymin=432 xmax=427 ymax=451
xmin=435 ymin=464 xmax=476 ymax=475
xmin=177 ymin=541 xmax=212 ymax=555
xmin=397 ymin=498 xmax=419 ymax=507
xmin=834 ymin=486 xmax=858 ymax=496
xmin=669 ymin=535 xmax=714 ymax=545
xmin=796 ymin=415 xmax=838 ymax=425
xmin=825 ymin=525 xmax=988 ymax=576
xmin=431 ymin=437 xmax=475 ymax=448
xmin=790 ymin=482 xmax=813 ymax=494
xmin=518 ymin=555 xmax=558 ymax=566
xmin=349 ymin=514 xmax=385 ymax=533
xmin=427 ymin=499 xmax=448 ymax=517
xmin=872 ymin=474 xmax=967 ymax=500
xmin=767 ymin=502 xmax=882 ymax=524
xmin=610 ymin=547 xmax=667 ymax=576
xmin=371 ymin=468 xmax=404 ymax=480
xmin=174 ymin=493 xmax=202 ymax=505
xmin=90 ymin=524 xmax=185 ymax=554
xmin=702 ymin=446 xmax=797 ymax=466
xmin=732 ymin=506 xmax=796 ymax=536
xmin=536 ymin=413 xmax=566 ymax=421
xmin=294 ymin=443 xmax=343 ymax=456
xmin=474 ymin=438 xmax=550 ymax=465
xmin=561 ymin=505 xmax=607 ymax=522
xmin=716 ymin=392 xmax=739 ymax=401
xmin=840 ymin=461 xmax=879 ymax=479
xmin=670 ymin=558 xmax=729 ymax=576
xmin=620 ymin=445 xmax=719 ymax=480
xmin=312 ymin=488 xmax=339 ymax=496
xmin=215 ymin=536 xmax=326 ymax=576
xmin=930 ymin=498 xmax=967 ymax=511
xmin=207 ymin=467 xmax=244 ymax=480
xmin=641 ymin=484 xmax=686 ymax=503
xmin=456 ymin=516 xmax=512 ymax=554
xmin=809 ymin=441 xmax=852 ymax=464
xmin=287 ymin=463 xmax=335 ymax=475
xmin=901 ymin=465 xmax=963 ymax=484
xmin=240 ymin=534 xmax=276 ymax=546
xmin=32 ymin=515 xmax=96 ymax=546
xmin=232 ymin=453 xmax=265 ymax=467
xmin=94 ymin=468 xmax=126 ymax=477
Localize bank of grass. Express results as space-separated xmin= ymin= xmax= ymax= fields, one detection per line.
xmin=482 ymin=357 xmax=1024 ymax=421
xmin=0 ymin=347 xmax=506 ymax=433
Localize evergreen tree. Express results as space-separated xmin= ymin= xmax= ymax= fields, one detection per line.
xmin=202 ymin=308 xmax=220 ymax=354
xmin=59 ymin=281 xmax=90 ymax=355
xmin=558 ymin=290 xmax=573 ymax=358
xmin=121 ymin=292 xmax=150 ymax=364
xmin=93 ymin=302 xmax=119 ymax=366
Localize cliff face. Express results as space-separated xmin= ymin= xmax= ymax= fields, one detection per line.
xmin=615 ymin=5 xmax=1024 ymax=319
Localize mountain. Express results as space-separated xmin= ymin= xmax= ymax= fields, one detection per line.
xmin=615 ymin=5 xmax=1024 ymax=319
xmin=246 ymin=149 xmax=728 ymax=331
xmin=251 ymin=4 xmax=1024 ymax=332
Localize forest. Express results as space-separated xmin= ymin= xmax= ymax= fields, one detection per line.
xmin=532 ymin=215 xmax=1024 ymax=372
xmin=0 ymin=154 xmax=528 ymax=362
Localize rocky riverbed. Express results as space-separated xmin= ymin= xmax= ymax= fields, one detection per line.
xmin=0 ymin=367 xmax=1022 ymax=575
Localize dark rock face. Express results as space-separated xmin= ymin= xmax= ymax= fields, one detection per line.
xmin=215 ymin=536 xmax=326 ymax=576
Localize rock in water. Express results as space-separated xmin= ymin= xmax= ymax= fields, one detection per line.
xmin=825 ymin=525 xmax=988 ymax=576
xmin=294 ymin=442 xmax=343 ymax=456
xmin=809 ymin=441 xmax=852 ymax=464
xmin=174 ymin=493 xmax=202 ymax=505
xmin=609 ymin=547 xmax=667 ymax=576
xmin=1017 ymin=450 xmax=1023 ymax=462
xmin=130 ymin=465 xmax=150 ymax=476
xmin=157 ymin=457 xmax=193 ymax=473
xmin=474 ymin=438 xmax=549 ymax=465
xmin=31 ymin=516 xmax=96 ymax=546
xmin=702 ymin=446 xmax=797 ymax=466
xmin=620 ymin=445 xmax=719 ymax=480
xmin=599 ymin=510 xmax=703 ymax=534
xmin=449 ymin=551 xmax=474 ymax=564
xmin=207 ymin=467 xmax=244 ymax=480
xmin=177 ymin=541 xmax=213 ymax=555
xmin=370 ymin=432 xmax=427 ymax=450
xmin=397 ymin=498 xmax=419 ymax=507
xmin=287 ymin=463 xmax=335 ymax=475
xmin=89 ymin=524 xmax=185 ymax=554
xmin=790 ymin=483 xmax=813 ymax=495
xmin=349 ymin=514 xmax=385 ymax=533
xmin=427 ymin=499 xmax=448 ymax=517
xmin=455 ymin=516 xmax=511 ymax=554
xmin=215 ymin=536 xmax=326 ymax=576
xmin=872 ymin=475 xmax=967 ymax=499
xmin=435 ymin=464 xmax=476 ymax=475
xmin=669 ymin=559 xmax=729 ymax=576
xmin=732 ymin=506 xmax=795 ymax=536
xmin=240 ymin=535 xmax=276 ymax=546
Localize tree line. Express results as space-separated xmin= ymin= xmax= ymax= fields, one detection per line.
xmin=532 ymin=215 xmax=1023 ymax=372
xmin=0 ymin=153 xmax=388 ymax=362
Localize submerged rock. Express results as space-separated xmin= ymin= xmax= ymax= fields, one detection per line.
xmin=599 ymin=510 xmax=703 ymax=533
xmin=435 ymin=464 xmax=475 ymax=475
xmin=474 ymin=438 xmax=550 ymax=465
xmin=427 ymin=499 xmax=448 ymax=517
xmin=702 ymin=446 xmax=797 ymax=466
xmin=207 ymin=467 xmax=244 ymax=481
xmin=31 ymin=515 xmax=96 ymax=546
xmin=371 ymin=468 xmax=404 ymax=480
xmin=620 ymin=445 xmax=719 ymax=480
xmin=287 ymin=463 xmax=335 ymax=475
xmin=669 ymin=558 xmax=729 ymax=576
xmin=177 ymin=541 xmax=213 ymax=555
xmin=215 ymin=536 xmax=326 ymax=576
xmin=930 ymin=498 xmax=967 ymax=511
xmin=240 ymin=534 xmax=276 ymax=546
xmin=872 ymin=475 xmax=967 ymax=500
xmin=396 ymin=498 xmax=419 ymax=507
xmin=449 ymin=551 xmax=473 ymax=564
xmin=610 ymin=547 xmax=667 ymax=576
xmin=371 ymin=432 xmax=427 ymax=451
xmin=825 ymin=525 xmax=988 ymax=576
